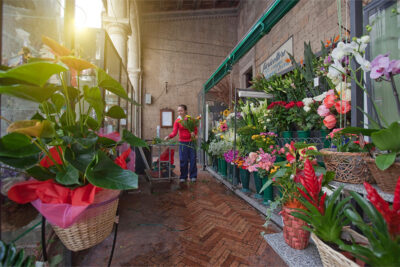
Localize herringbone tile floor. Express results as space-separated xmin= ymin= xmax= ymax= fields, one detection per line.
xmin=73 ymin=169 xmax=286 ymax=266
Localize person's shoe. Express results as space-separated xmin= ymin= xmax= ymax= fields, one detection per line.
xmin=179 ymin=178 xmax=186 ymax=183
xmin=190 ymin=178 xmax=197 ymax=182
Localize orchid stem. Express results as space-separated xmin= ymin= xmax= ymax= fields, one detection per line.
xmin=389 ymin=75 xmax=400 ymax=117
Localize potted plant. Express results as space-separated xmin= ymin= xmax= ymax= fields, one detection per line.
xmin=261 ymin=142 xmax=324 ymax=249
xmin=0 ymin=36 xmax=147 ymax=251
xmin=338 ymin=177 xmax=400 ymax=266
xmin=208 ymin=139 xmax=231 ymax=177
xmin=320 ymin=128 xmax=374 ymax=184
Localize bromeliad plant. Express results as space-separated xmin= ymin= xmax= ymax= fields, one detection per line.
xmin=291 ymin=159 xmax=349 ymax=243
xmin=0 ymin=36 xmax=147 ymax=190
xmin=338 ymin=177 xmax=400 ymax=266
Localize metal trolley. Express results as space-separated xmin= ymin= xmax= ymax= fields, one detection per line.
xmin=138 ymin=143 xmax=180 ymax=192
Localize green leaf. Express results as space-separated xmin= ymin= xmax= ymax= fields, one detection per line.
xmin=340 ymin=127 xmax=379 ymax=136
xmin=97 ymin=136 xmax=117 ymax=147
xmin=39 ymin=101 xmax=57 ymax=115
xmin=294 ymin=143 xmax=317 ymax=149
xmin=83 ymin=116 xmax=100 ymax=130
xmin=313 ymin=165 xmax=326 ymax=175
xmin=97 ymin=68 xmax=128 ymax=99
xmin=0 ymin=84 xmax=58 ymax=103
xmin=0 ymin=155 xmax=39 ymax=169
xmin=30 ymin=112 xmax=45 ymax=121
xmin=26 ymin=166 xmax=55 ymax=180
xmin=0 ymin=133 xmax=41 ymax=157
xmin=106 ymin=105 xmax=126 ymax=119
xmin=0 ymin=62 xmax=67 ymax=87
xmin=371 ymin=122 xmax=400 ymax=152
xmin=271 ymin=167 xmax=286 ymax=178
xmin=56 ymin=164 xmax=80 ymax=185
xmin=83 ymin=86 xmax=104 ymax=122
xmin=259 ymin=178 xmax=273 ymax=193
xmin=64 ymin=146 xmax=96 ymax=173
xmin=86 ymin=150 xmax=138 ymax=190
xmin=375 ymin=152 xmax=396 ymax=171
xmin=76 ymin=133 xmax=98 ymax=148
xmin=122 ymin=129 xmax=148 ymax=148
xmin=50 ymin=93 xmax=65 ymax=112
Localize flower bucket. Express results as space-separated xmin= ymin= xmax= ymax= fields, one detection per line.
xmin=366 ymin=157 xmax=400 ymax=193
xmin=320 ymin=129 xmax=331 ymax=148
xmin=312 ymin=227 xmax=368 ymax=267
xmin=227 ymin=164 xmax=234 ymax=183
xmin=262 ymin=177 xmax=274 ymax=204
xmin=296 ymin=130 xmax=310 ymax=142
xmin=51 ymin=190 xmax=120 ymax=252
xmin=320 ymin=149 xmax=374 ymax=184
xmin=212 ymin=157 xmax=218 ymax=171
xmin=239 ymin=169 xmax=250 ymax=193
xmin=282 ymin=131 xmax=292 ymax=144
xmin=219 ymin=159 xmax=227 ymax=177
xmin=253 ymin=172 xmax=263 ymax=199
xmin=281 ymin=206 xmax=310 ymax=250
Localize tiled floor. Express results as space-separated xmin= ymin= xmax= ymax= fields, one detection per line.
xmin=73 ymin=169 xmax=286 ymax=266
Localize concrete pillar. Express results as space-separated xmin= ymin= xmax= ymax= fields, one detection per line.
xmin=103 ymin=0 xmax=130 ymax=65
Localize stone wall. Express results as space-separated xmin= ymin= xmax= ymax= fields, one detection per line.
xmin=141 ymin=12 xmax=238 ymax=140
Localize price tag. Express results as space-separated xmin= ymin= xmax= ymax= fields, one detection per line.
xmin=314 ymin=77 xmax=319 ymax=87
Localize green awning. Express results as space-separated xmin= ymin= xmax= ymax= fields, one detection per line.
xmin=203 ymin=0 xmax=299 ymax=93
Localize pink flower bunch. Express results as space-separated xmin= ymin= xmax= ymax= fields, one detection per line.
xmin=317 ymin=89 xmax=351 ymax=129
xmin=244 ymin=152 xmax=259 ymax=173
xmin=219 ymin=122 xmax=228 ymax=132
xmin=256 ymin=148 xmax=276 ymax=172
xmin=260 ymin=132 xmax=278 ymax=138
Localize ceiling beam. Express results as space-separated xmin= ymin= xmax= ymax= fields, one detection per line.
xmin=177 ymin=0 xmax=183 ymax=9
xmin=193 ymin=0 xmax=201 ymax=9
xmin=213 ymin=0 xmax=217 ymax=8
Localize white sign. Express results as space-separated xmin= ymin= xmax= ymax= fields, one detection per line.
xmin=260 ymin=37 xmax=293 ymax=79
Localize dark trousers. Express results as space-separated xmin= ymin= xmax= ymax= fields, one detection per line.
xmin=179 ymin=141 xmax=197 ymax=179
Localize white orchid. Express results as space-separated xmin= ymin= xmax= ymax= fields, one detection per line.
xmin=335 ymin=82 xmax=351 ymax=94
xmin=353 ymin=52 xmax=371 ymax=71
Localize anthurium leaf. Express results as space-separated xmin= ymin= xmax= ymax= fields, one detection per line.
xmin=97 ymin=68 xmax=134 ymax=103
xmin=31 ymin=112 xmax=45 ymax=121
xmin=0 ymin=132 xmax=41 ymax=157
xmin=371 ymin=122 xmax=400 ymax=152
xmin=7 ymin=120 xmax=55 ymax=138
xmin=76 ymin=132 xmax=98 ymax=148
xmin=86 ymin=150 xmax=138 ymax=190
xmin=375 ymin=152 xmax=396 ymax=171
xmin=26 ymin=166 xmax=55 ymax=180
xmin=97 ymin=136 xmax=117 ymax=147
xmin=122 ymin=129 xmax=148 ymax=148
xmin=64 ymin=146 xmax=96 ymax=173
xmin=0 ymin=155 xmax=39 ymax=169
xmin=340 ymin=127 xmax=379 ymax=136
xmin=82 ymin=115 xmax=100 ymax=130
xmin=39 ymin=101 xmax=57 ymax=115
xmin=83 ymin=86 xmax=104 ymax=122
xmin=50 ymin=93 xmax=65 ymax=112
xmin=0 ymin=84 xmax=58 ymax=103
xmin=106 ymin=105 xmax=126 ymax=119
xmin=0 ymin=62 xmax=67 ymax=87
xmin=59 ymin=56 xmax=96 ymax=72
xmin=56 ymin=164 xmax=80 ymax=185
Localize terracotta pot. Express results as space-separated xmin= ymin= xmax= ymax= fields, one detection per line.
xmin=281 ymin=206 xmax=310 ymax=250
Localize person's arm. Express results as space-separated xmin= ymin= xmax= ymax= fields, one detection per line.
xmin=166 ymin=120 xmax=178 ymax=140
xmin=191 ymin=126 xmax=198 ymax=139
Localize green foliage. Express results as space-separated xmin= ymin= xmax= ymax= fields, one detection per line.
xmin=0 ymin=241 xmax=36 ymax=267
xmin=338 ymin=191 xmax=400 ymax=266
xmin=292 ymin=186 xmax=351 ymax=243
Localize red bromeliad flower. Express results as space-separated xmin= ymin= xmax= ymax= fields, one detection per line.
xmin=40 ymin=146 xmax=63 ymax=168
xmin=364 ymin=177 xmax=400 ymax=238
xmin=297 ymin=159 xmax=327 ymax=214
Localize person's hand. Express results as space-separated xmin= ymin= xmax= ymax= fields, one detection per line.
xmin=191 ymin=132 xmax=196 ymax=138
xmin=164 ymin=136 xmax=169 ymax=141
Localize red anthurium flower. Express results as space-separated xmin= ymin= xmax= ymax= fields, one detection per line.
xmin=297 ymin=159 xmax=326 ymax=214
xmin=40 ymin=146 xmax=63 ymax=168
xmin=364 ymin=177 xmax=400 ymax=238
xmin=286 ymin=153 xmax=295 ymax=163
xmin=114 ymin=148 xmax=132 ymax=170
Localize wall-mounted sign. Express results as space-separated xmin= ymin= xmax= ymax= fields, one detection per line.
xmin=160 ymin=108 xmax=174 ymax=128
xmin=260 ymin=36 xmax=293 ymax=79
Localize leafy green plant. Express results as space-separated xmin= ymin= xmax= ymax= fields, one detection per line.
xmin=0 ymin=36 xmax=147 ymax=190
xmin=0 ymin=241 xmax=36 ymax=267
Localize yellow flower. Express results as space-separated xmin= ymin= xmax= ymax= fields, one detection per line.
xmin=270 ymin=165 xmax=280 ymax=174
xmin=223 ymin=109 xmax=230 ymax=117
xmin=220 ymin=135 xmax=224 ymax=140
xmin=7 ymin=120 xmax=55 ymax=138
xmin=285 ymin=163 xmax=291 ymax=167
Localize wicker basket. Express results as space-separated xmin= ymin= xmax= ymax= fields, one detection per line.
xmin=312 ymin=227 xmax=368 ymax=267
xmin=281 ymin=206 xmax=310 ymax=250
xmin=52 ymin=190 xmax=120 ymax=252
xmin=366 ymin=157 xmax=400 ymax=193
xmin=320 ymin=149 xmax=374 ymax=184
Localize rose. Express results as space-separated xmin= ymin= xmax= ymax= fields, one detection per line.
xmin=296 ymin=101 xmax=304 ymax=108
xmin=317 ymin=104 xmax=330 ymax=117
xmin=323 ymin=95 xmax=336 ymax=108
xmin=334 ymin=100 xmax=351 ymax=114
xmin=323 ymin=114 xmax=337 ymax=129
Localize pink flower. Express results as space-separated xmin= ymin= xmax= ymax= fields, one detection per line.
xmin=334 ymin=100 xmax=351 ymax=114
xmin=279 ymin=147 xmax=285 ymax=154
xmin=286 ymin=153 xmax=296 ymax=163
xmin=326 ymin=89 xmax=335 ymax=96
xmin=370 ymin=54 xmax=390 ymax=79
xmin=317 ymin=104 xmax=331 ymax=117
xmin=323 ymin=114 xmax=337 ymax=129
xmin=328 ymin=128 xmax=343 ymax=139
xmin=247 ymin=164 xmax=258 ymax=173
xmin=323 ymin=95 xmax=336 ymax=108
xmin=271 ymin=149 xmax=277 ymax=155
xmin=389 ymin=59 xmax=400 ymax=75
xmin=269 ymin=145 xmax=274 ymax=149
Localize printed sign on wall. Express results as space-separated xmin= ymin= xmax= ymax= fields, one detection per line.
xmin=260 ymin=37 xmax=293 ymax=79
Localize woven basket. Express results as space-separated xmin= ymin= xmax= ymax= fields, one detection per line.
xmin=52 ymin=190 xmax=120 ymax=251
xmin=366 ymin=157 xmax=400 ymax=193
xmin=320 ymin=149 xmax=373 ymax=184
xmin=312 ymin=227 xmax=368 ymax=267
xmin=281 ymin=206 xmax=310 ymax=250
